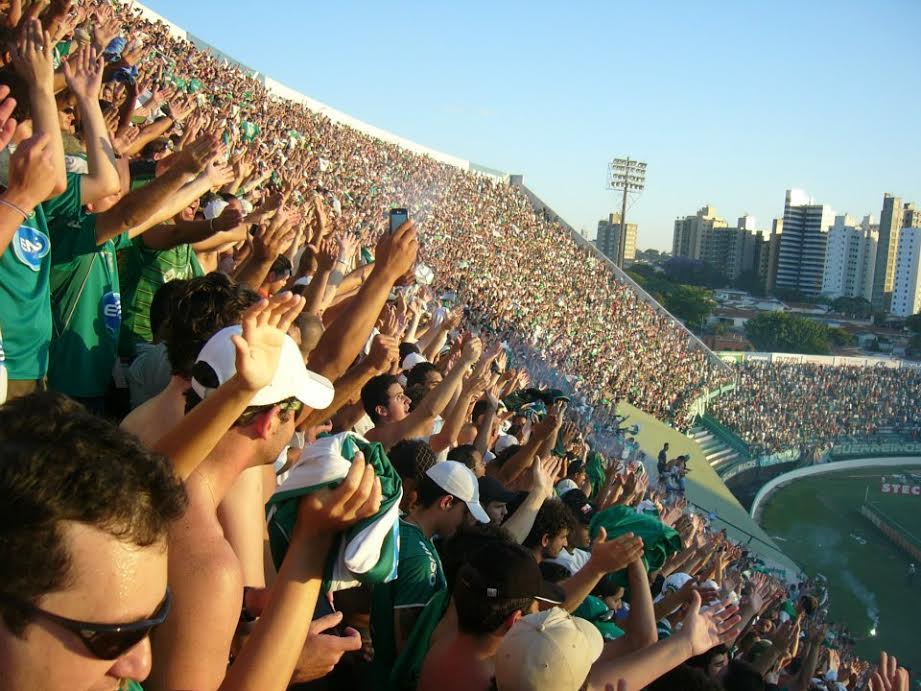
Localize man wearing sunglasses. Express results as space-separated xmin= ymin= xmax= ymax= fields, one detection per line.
xmin=0 ymin=391 xmax=187 ymax=690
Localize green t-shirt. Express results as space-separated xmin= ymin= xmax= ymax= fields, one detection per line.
xmin=118 ymin=237 xmax=204 ymax=357
xmin=49 ymin=202 xmax=131 ymax=398
xmin=370 ymin=520 xmax=446 ymax=691
xmin=0 ymin=178 xmax=79 ymax=380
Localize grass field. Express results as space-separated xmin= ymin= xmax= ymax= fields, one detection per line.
xmin=760 ymin=465 xmax=921 ymax=672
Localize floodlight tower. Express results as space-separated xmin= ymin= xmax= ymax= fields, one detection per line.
xmin=607 ymin=157 xmax=646 ymax=267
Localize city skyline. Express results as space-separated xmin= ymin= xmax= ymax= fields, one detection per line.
xmin=144 ymin=0 xmax=921 ymax=251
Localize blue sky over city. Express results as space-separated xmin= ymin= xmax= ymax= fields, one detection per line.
xmin=145 ymin=0 xmax=921 ymax=250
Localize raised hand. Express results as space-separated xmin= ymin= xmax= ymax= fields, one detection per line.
xmin=294 ymin=451 xmax=383 ymax=538
xmin=174 ymin=135 xmax=223 ymax=177
xmin=230 ymin=292 xmax=306 ymax=392
xmin=11 ymin=18 xmax=54 ymax=90
xmin=676 ymin=592 xmax=742 ymax=655
xmin=206 ymin=159 xmax=235 ymax=188
xmin=588 ymin=529 xmax=644 ymax=575
xmin=0 ymin=85 xmax=17 ymax=152
xmin=112 ymin=125 xmax=140 ymax=157
xmin=870 ymin=651 xmax=909 ymax=691
xmin=367 ymin=334 xmax=400 ymax=374
xmin=316 ymin=237 xmax=340 ymax=273
xmin=531 ymin=456 xmax=562 ymax=500
xmin=5 ymin=132 xmax=55 ymax=207
xmin=214 ymin=205 xmax=246 ymax=232
xmin=460 ymin=334 xmax=483 ymax=365
xmin=374 ymin=218 xmax=418 ymax=282
xmin=62 ymin=45 xmax=104 ymax=102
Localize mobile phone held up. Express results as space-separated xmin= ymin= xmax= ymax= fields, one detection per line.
xmin=389 ymin=208 xmax=409 ymax=234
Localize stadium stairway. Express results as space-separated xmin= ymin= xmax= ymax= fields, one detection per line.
xmin=620 ymin=404 xmax=799 ymax=579
xmin=687 ymin=425 xmax=741 ymax=475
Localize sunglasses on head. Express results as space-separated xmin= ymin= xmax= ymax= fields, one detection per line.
xmin=0 ymin=588 xmax=171 ymax=660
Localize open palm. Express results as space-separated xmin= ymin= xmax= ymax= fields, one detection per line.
xmin=231 ymin=293 xmax=305 ymax=392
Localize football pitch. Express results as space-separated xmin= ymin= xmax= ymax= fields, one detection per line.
xmin=760 ymin=465 xmax=921 ymax=672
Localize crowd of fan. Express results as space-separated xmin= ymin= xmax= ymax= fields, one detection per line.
xmin=708 ymin=361 xmax=921 ymax=457
xmin=0 ymin=2 xmax=912 ymax=690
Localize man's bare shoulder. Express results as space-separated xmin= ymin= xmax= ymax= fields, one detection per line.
xmin=120 ymin=390 xmax=184 ymax=448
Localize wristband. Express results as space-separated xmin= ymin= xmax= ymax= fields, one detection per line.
xmin=0 ymin=197 xmax=29 ymax=221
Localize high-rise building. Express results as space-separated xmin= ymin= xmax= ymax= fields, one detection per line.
xmin=872 ymin=195 xmax=921 ymax=311
xmin=774 ymin=189 xmax=835 ymax=296
xmin=820 ymin=214 xmax=877 ymax=301
xmin=596 ymin=213 xmax=637 ymax=265
xmin=890 ymin=227 xmax=921 ymax=317
xmin=764 ymin=218 xmax=783 ymax=291
xmin=672 ymin=205 xmax=727 ymax=259
xmin=672 ymin=207 xmax=764 ymax=280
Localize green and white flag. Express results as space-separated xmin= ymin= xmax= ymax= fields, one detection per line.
xmin=267 ymin=432 xmax=403 ymax=593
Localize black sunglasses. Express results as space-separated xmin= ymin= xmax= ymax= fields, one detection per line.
xmin=0 ymin=588 xmax=171 ymax=660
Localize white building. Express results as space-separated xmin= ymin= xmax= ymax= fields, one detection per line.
xmin=891 ymin=227 xmax=921 ymax=317
xmin=775 ymin=189 xmax=836 ymax=295
xmin=821 ymin=214 xmax=878 ymax=301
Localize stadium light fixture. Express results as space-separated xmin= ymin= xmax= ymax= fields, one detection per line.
xmin=606 ymin=157 xmax=647 ymax=268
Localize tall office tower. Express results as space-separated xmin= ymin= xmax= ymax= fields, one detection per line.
xmin=891 ymin=227 xmax=921 ymax=317
xmin=774 ymin=189 xmax=835 ymax=296
xmin=820 ymin=214 xmax=878 ymax=301
xmin=872 ymin=193 xmax=903 ymax=311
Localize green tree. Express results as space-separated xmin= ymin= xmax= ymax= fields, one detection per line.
xmin=664 ymin=284 xmax=716 ymax=329
xmin=831 ymin=296 xmax=872 ymax=319
xmin=744 ymin=312 xmax=832 ymax=354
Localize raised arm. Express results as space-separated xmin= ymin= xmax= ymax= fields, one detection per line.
xmin=94 ymin=136 xmax=230 ymax=244
xmin=306 ymin=221 xmax=418 ymax=383
xmin=63 ymin=46 xmax=120 ymax=204
xmin=559 ymin=529 xmax=644 ymax=613
xmin=503 ymin=457 xmax=558 ymax=543
xmin=12 ymin=19 xmax=66 ymax=195
xmin=152 ymin=293 xmax=306 ymax=480
xmin=588 ymin=593 xmax=740 ymax=691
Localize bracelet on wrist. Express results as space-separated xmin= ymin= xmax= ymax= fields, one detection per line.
xmin=0 ymin=197 xmax=30 ymax=221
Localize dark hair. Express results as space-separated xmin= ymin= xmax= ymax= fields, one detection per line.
xmin=522 ymin=499 xmax=576 ymax=550
xmin=164 ymin=274 xmax=260 ymax=377
xmin=454 ymin=546 xmax=533 ymax=636
xmin=0 ymin=68 xmax=31 ymax=121
xmin=149 ymin=279 xmax=188 ymax=341
xmin=361 ymin=374 xmax=400 ymax=423
xmin=438 ymin=523 xmax=514 ymax=592
xmin=405 ymin=361 xmax=438 ymax=388
xmin=449 ymin=444 xmax=480 ymax=472
xmin=388 ymin=439 xmax=436 ymax=484
xmin=722 ymin=660 xmax=765 ymax=691
xmin=0 ymin=393 xmax=187 ymax=635
xmin=268 ymin=254 xmax=292 ymax=279
xmin=687 ymin=644 xmax=729 ymax=670
xmin=399 ymin=342 xmax=421 ymax=364
xmin=538 ymin=561 xmax=572 ymax=583
xmin=645 ymin=665 xmax=723 ymax=691
xmin=799 ymin=594 xmax=818 ymax=615
xmin=471 ymin=399 xmax=490 ymax=423
xmin=415 ymin=475 xmax=453 ymax=510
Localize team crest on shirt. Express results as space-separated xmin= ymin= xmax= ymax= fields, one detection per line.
xmin=12 ymin=225 xmax=50 ymax=272
xmin=101 ymin=291 xmax=122 ymax=334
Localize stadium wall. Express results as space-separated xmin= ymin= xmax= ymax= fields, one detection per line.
xmin=750 ymin=456 xmax=921 ymax=522
xmin=718 ymin=351 xmax=921 ymax=370
xmin=860 ymin=504 xmax=921 ymax=562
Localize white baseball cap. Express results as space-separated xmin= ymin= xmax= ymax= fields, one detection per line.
xmin=495 ymin=607 xmax=603 ymax=691
xmin=401 ymin=351 xmax=428 ymax=372
xmin=425 ymin=461 xmax=490 ymax=524
xmin=191 ymin=325 xmax=335 ymax=410
xmin=203 ymin=197 xmax=229 ymax=220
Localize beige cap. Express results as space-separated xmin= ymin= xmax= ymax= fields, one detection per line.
xmin=494 ymin=607 xmax=603 ymax=691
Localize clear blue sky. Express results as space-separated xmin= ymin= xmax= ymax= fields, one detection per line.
xmin=144 ymin=0 xmax=921 ymax=250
